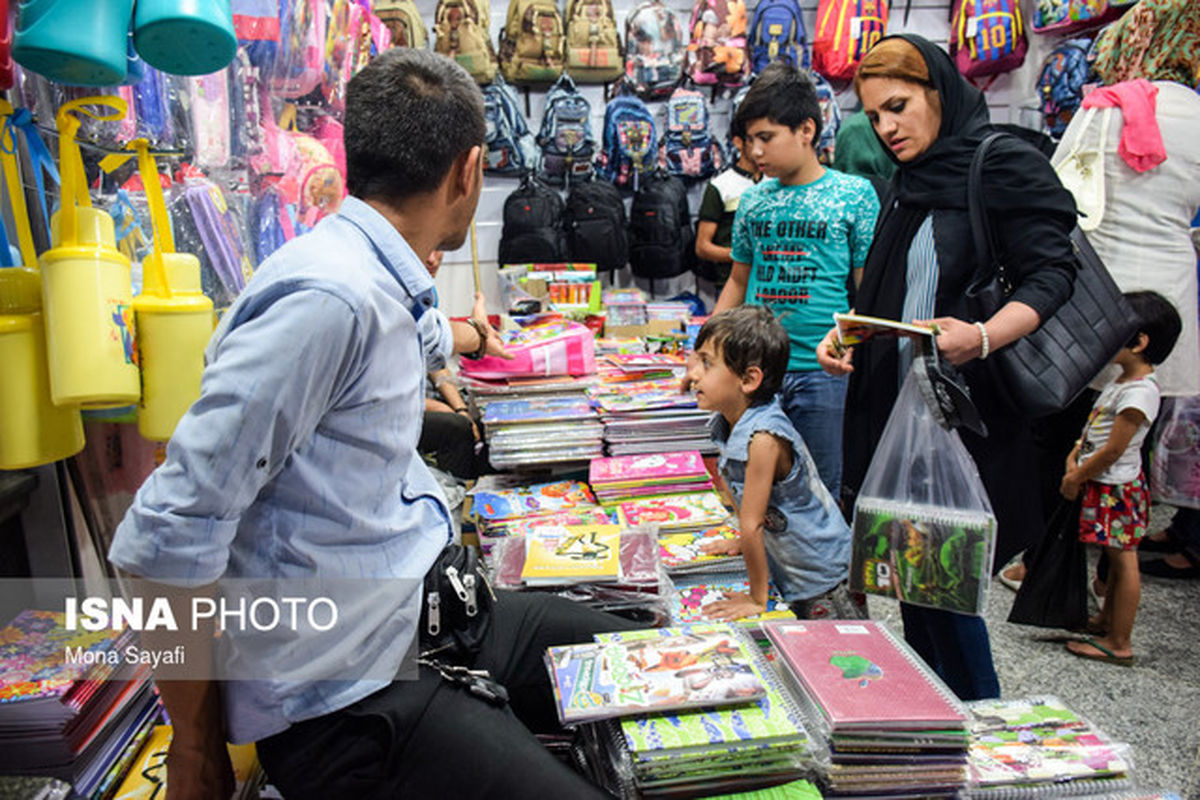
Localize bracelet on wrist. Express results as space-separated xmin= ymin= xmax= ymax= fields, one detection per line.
xmin=974 ymin=321 xmax=990 ymax=360
xmin=464 ymin=318 xmax=489 ymax=360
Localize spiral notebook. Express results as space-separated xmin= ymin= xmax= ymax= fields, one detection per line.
xmin=850 ymin=498 xmax=996 ymax=616
xmin=763 ymin=620 xmax=968 ymax=732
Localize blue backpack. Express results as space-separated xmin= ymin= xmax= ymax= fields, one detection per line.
xmin=748 ymin=0 xmax=809 ymax=73
xmin=599 ymin=93 xmax=658 ymax=191
xmin=1037 ymin=39 xmax=1092 ymax=139
xmin=813 ymin=71 xmax=841 ymax=165
xmin=536 ymin=73 xmax=596 ymax=187
xmin=657 ymin=87 xmax=724 ymax=181
xmin=483 ymin=76 xmax=538 ymax=176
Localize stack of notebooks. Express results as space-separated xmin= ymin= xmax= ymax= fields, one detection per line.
xmin=471 ymin=480 xmax=602 ymax=540
xmin=0 ymin=611 xmax=161 ymax=800
xmin=601 ymin=407 xmax=717 ymax=456
xmin=461 ymin=373 xmax=597 ymax=412
xmin=645 ymin=301 xmax=693 ymax=322
xmin=481 ymin=397 xmax=604 ymax=469
xmin=965 ymin=696 xmax=1134 ymax=797
xmin=763 ymin=620 xmax=971 ymax=798
xmin=588 ymin=451 xmax=714 ymax=505
xmin=616 ymin=492 xmax=731 ymax=536
xmin=603 ymin=288 xmax=649 ymax=328
xmin=559 ymin=624 xmax=816 ymax=799
xmin=600 ymin=353 xmax=687 ymax=382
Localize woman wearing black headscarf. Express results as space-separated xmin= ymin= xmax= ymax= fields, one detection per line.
xmin=816 ymin=34 xmax=1078 ymax=700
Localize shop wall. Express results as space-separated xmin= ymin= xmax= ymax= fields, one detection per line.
xmin=430 ymin=0 xmax=1058 ymax=315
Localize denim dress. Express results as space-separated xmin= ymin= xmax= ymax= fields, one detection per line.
xmin=712 ymin=398 xmax=852 ymax=603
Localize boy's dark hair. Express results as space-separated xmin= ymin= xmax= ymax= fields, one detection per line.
xmin=733 ymin=62 xmax=822 ymax=148
xmin=345 ymin=49 xmax=486 ymax=204
xmin=694 ymin=306 xmax=790 ymax=404
xmin=1125 ymin=291 xmax=1181 ymax=365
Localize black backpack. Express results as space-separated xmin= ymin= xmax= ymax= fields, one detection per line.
xmin=565 ymin=179 xmax=628 ymax=273
xmin=499 ymin=174 xmax=568 ymax=265
xmin=628 ymin=170 xmax=694 ymax=280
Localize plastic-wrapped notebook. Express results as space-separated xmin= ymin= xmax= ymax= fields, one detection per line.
xmin=763 ymin=620 xmax=968 ymax=733
xmin=589 ymin=450 xmax=708 ymax=488
xmin=670 ymin=573 xmax=794 ymax=624
xmin=472 ymin=481 xmax=597 ymax=521
xmin=617 ymin=492 xmax=730 ymax=533
xmin=851 ymin=498 xmax=995 ymax=616
xmin=545 ymin=625 xmax=766 ymax=725
xmin=965 ymin=696 xmax=1134 ymax=797
xmin=483 ymin=398 xmax=597 ymax=425
xmin=658 ymin=526 xmax=743 ymax=575
xmin=521 ymin=525 xmax=623 ymax=585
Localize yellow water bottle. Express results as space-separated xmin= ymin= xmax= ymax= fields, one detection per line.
xmin=0 ymin=100 xmax=84 ymax=470
xmin=127 ymin=139 xmax=214 ymax=441
xmin=39 ymin=96 xmax=140 ymax=408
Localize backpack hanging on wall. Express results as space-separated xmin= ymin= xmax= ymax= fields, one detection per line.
xmin=565 ymin=0 xmax=624 ymax=82
xmin=499 ymin=0 xmax=566 ymax=84
xmin=747 ymin=0 xmax=808 ymax=73
xmin=624 ymin=0 xmax=687 ymax=99
xmin=598 ymin=91 xmax=658 ymax=190
xmin=536 ymin=73 xmax=596 ymax=187
xmin=726 ymin=76 xmax=755 ymax=156
xmin=950 ymin=0 xmax=1028 ymax=86
xmin=375 ymin=0 xmax=428 ymax=49
xmin=566 ymin=179 xmax=628 ymax=272
xmin=483 ymin=76 xmax=539 ymax=175
xmin=686 ymin=0 xmax=751 ymax=87
xmin=813 ymin=0 xmax=889 ymax=85
xmin=1032 ymin=0 xmax=1123 ymax=36
xmin=812 ymin=71 xmax=841 ymax=165
xmin=499 ymin=173 xmax=568 ymax=265
xmin=629 ymin=170 xmax=694 ymax=280
xmin=434 ymin=0 xmax=497 ymax=83
xmin=1037 ymin=38 xmax=1092 ymax=138
xmin=657 ymin=87 xmax=724 ymax=180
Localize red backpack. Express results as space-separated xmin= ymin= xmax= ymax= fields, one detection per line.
xmin=813 ymin=0 xmax=889 ymax=84
xmin=950 ymin=0 xmax=1028 ymax=87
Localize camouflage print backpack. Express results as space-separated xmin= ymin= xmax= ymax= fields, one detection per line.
xmin=434 ymin=0 xmax=497 ymax=83
xmin=499 ymin=0 xmax=566 ymax=84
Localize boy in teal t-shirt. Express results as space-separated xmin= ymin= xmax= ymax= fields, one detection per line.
xmin=714 ymin=63 xmax=879 ymax=501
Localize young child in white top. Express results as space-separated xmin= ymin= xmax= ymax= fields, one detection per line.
xmin=1061 ymin=291 xmax=1182 ymax=666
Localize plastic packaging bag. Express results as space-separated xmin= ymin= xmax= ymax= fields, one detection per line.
xmin=1152 ymin=394 xmax=1200 ymax=510
xmin=850 ymin=360 xmax=998 ymax=615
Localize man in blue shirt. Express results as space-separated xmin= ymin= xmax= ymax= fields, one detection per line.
xmin=108 ymin=50 xmax=628 ymax=799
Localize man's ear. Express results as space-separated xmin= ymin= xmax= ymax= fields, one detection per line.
xmin=454 ymin=145 xmax=483 ymax=200
xmin=740 ymin=365 xmax=764 ymax=398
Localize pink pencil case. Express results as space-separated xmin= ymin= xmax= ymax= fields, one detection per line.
xmin=461 ymin=322 xmax=596 ymax=379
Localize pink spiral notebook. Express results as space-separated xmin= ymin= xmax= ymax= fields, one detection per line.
xmin=763 ymin=620 xmax=967 ymax=731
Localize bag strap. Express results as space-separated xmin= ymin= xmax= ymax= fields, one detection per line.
xmin=966 ymin=131 xmax=1012 ymax=294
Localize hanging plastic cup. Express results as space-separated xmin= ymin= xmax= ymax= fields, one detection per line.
xmin=12 ymin=0 xmax=134 ymax=86
xmin=133 ymin=0 xmax=236 ymax=76
xmin=0 ymin=100 xmax=83 ymax=469
xmin=124 ymin=139 xmax=214 ymax=441
xmin=40 ymin=96 xmax=140 ymax=408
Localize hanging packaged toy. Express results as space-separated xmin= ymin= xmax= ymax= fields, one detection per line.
xmin=850 ymin=358 xmax=997 ymax=615
xmin=267 ymin=0 xmax=325 ymax=98
xmin=40 ymin=96 xmax=140 ymax=408
xmin=1152 ymin=394 xmax=1200 ymax=510
xmin=0 ymin=98 xmax=84 ymax=469
xmin=188 ymin=67 xmax=232 ymax=170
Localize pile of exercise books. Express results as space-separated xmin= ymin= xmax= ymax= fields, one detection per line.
xmin=481 ymin=397 xmax=604 ymax=469
xmin=670 ymin=572 xmax=794 ymax=625
xmin=588 ymin=451 xmax=714 ymax=504
xmin=566 ymin=624 xmax=817 ymax=799
xmin=0 ymin=611 xmax=161 ymax=799
xmin=965 ymin=696 xmax=1135 ymax=797
xmin=616 ymin=491 xmax=731 ymax=536
xmin=461 ymin=373 xmax=597 ymax=411
xmin=645 ymin=301 xmax=693 ymax=322
xmin=471 ymin=479 xmax=602 ymax=539
xmin=764 ymin=620 xmax=971 ymax=798
xmin=587 ymin=379 xmax=715 ymax=457
xmin=851 ymin=498 xmax=996 ymax=615
xmin=604 ymin=288 xmax=649 ymax=328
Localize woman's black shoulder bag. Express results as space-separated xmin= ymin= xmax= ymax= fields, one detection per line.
xmin=965 ymin=132 xmax=1136 ymax=418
